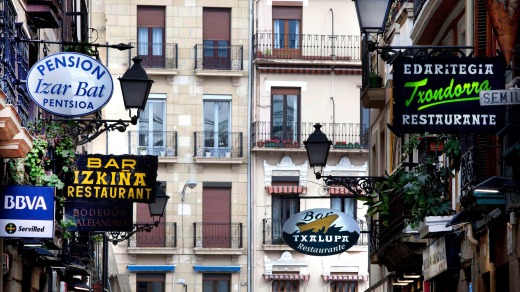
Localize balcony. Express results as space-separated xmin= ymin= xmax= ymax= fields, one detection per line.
xmin=128 ymin=130 xmax=177 ymax=159
xmin=128 ymin=222 xmax=177 ymax=251
xmin=251 ymin=121 xmax=369 ymax=150
xmin=26 ymin=0 xmax=63 ymax=28
xmin=263 ymin=218 xmax=369 ymax=247
xmin=253 ymin=33 xmax=360 ymax=62
xmin=194 ymin=44 xmax=244 ymax=75
xmin=193 ymin=222 xmax=243 ymax=255
xmin=193 ymin=131 xmax=244 ymax=163
xmin=129 ymin=42 xmax=178 ymax=71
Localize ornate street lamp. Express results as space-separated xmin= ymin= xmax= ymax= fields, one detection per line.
xmin=106 ymin=182 xmax=169 ymax=244
xmin=304 ymin=123 xmax=382 ymax=196
xmin=119 ymin=57 xmax=154 ymax=124
xmin=353 ymin=0 xmax=392 ymax=34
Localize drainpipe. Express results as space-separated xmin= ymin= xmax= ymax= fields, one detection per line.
xmin=248 ymin=0 xmax=254 ymax=292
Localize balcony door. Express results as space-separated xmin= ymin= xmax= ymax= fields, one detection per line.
xmin=272 ymin=194 xmax=299 ymax=244
xmin=203 ymin=8 xmax=231 ymax=69
xmin=138 ymin=97 xmax=165 ymax=155
xmin=272 ymin=6 xmax=301 ymax=58
xmin=203 ymin=95 xmax=231 ymax=157
xmin=271 ymin=88 xmax=300 ymax=143
xmin=137 ymin=6 xmax=165 ymax=68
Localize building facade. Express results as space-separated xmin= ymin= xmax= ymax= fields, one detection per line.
xmin=364 ymin=1 xmax=519 ymax=291
xmin=89 ymin=0 xmax=250 ymax=291
xmin=250 ymin=0 xmax=370 ymax=291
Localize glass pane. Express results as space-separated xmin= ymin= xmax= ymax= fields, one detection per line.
xmin=203 ymin=281 xmax=212 ymax=292
xmin=138 ymin=27 xmax=149 ymax=55
xmin=286 ymin=94 xmax=298 ymax=141
xmin=216 ymin=280 xmax=229 ymax=292
xmin=272 ymin=95 xmax=283 ymax=140
xmin=273 ymin=20 xmax=285 ymax=48
xmin=139 ymin=103 xmax=150 ymax=146
xmin=152 ymin=28 xmax=163 ymax=56
xmin=218 ymin=40 xmax=229 ymax=57
xmin=288 ymin=20 xmax=300 ymax=48
xmin=204 ymin=40 xmax=214 ymax=57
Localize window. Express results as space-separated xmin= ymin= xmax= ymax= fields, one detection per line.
xmin=136 ymin=273 xmax=165 ymax=292
xmin=203 ymin=95 xmax=231 ymax=157
xmin=138 ymin=96 xmax=166 ymax=155
xmin=272 ymin=278 xmax=299 ymax=292
xmin=271 ymin=88 xmax=300 ymax=143
xmin=331 ymin=197 xmax=356 ymax=219
xmin=136 ymin=182 xmax=166 ymax=247
xmin=202 ymin=186 xmax=231 ymax=248
xmin=203 ymin=8 xmax=231 ymax=69
xmin=137 ymin=6 xmax=165 ymax=67
xmin=330 ymin=281 xmax=357 ymax=292
xmin=272 ymin=6 xmax=302 ymax=57
xmin=203 ymin=273 xmax=231 ymax=292
xmin=272 ymin=194 xmax=299 ymax=243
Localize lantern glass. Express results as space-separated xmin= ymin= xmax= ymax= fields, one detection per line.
xmin=149 ymin=183 xmax=169 ymax=218
xmin=119 ymin=57 xmax=154 ymax=112
xmin=304 ymin=124 xmax=332 ymax=169
xmin=354 ymin=0 xmax=392 ymax=33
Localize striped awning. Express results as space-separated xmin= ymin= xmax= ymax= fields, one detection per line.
xmin=265 ymin=185 xmax=306 ymax=194
xmin=263 ymin=274 xmax=310 ymax=281
xmin=322 ymin=274 xmax=368 ymax=282
xmin=328 ymin=186 xmax=352 ymax=195
xmin=257 ymin=66 xmax=361 ymax=75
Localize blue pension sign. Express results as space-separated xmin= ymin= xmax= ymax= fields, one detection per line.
xmin=0 ymin=186 xmax=55 ymax=238
xmin=26 ymin=52 xmax=114 ymax=117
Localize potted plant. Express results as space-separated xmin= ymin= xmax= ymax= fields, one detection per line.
xmin=264 ymin=48 xmax=272 ymax=57
xmin=138 ymin=146 xmax=147 ymax=155
xmin=265 ymin=138 xmax=280 ymax=147
xmin=368 ymin=71 xmax=383 ymax=88
xmin=334 ymin=141 xmax=347 ymax=148
xmin=257 ymin=140 xmax=265 ymax=147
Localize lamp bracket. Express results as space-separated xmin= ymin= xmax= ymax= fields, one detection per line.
xmin=369 ymin=43 xmax=475 ymax=63
xmin=51 ymin=117 xmax=135 ymax=145
xmin=322 ymin=175 xmax=383 ymax=197
xmin=105 ymin=221 xmax=159 ymax=245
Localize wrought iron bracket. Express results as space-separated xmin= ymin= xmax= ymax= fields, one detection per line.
xmin=52 ymin=117 xmax=137 ymax=145
xmin=105 ymin=221 xmax=159 ymax=245
xmin=319 ymin=175 xmax=384 ymax=197
xmin=368 ymin=42 xmax=475 ymax=63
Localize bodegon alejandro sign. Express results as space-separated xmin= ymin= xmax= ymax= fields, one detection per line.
xmin=282 ymin=208 xmax=360 ymax=256
xmin=66 ymin=154 xmax=158 ymax=203
xmin=392 ymin=56 xmax=505 ymax=134
xmin=26 ymin=52 xmax=114 ymax=117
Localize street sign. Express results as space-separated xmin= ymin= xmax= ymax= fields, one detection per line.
xmin=479 ymin=89 xmax=520 ymax=106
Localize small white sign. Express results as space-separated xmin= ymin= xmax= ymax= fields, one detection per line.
xmin=27 ymin=52 xmax=114 ymax=117
xmin=479 ymin=89 xmax=520 ymax=106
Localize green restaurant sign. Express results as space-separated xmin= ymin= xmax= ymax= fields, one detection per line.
xmin=392 ymin=56 xmax=505 ymax=134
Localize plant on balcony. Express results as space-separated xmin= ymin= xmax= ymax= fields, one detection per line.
xmin=360 ymin=134 xmax=460 ymax=227
xmin=368 ymin=71 xmax=383 ymax=88
xmin=334 ymin=141 xmax=348 ymax=148
xmin=256 ymin=140 xmax=265 ymax=147
xmin=265 ymin=138 xmax=280 ymax=147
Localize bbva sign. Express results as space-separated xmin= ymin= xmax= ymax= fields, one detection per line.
xmin=282 ymin=208 xmax=360 ymax=256
xmin=26 ymin=52 xmax=114 ymax=117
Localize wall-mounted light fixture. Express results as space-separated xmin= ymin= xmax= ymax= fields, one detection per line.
xmin=181 ymin=179 xmax=198 ymax=202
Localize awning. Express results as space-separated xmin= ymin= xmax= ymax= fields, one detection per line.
xmin=128 ymin=265 xmax=176 ymax=272
xmin=322 ymin=274 xmax=368 ymax=282
xmin=328 ymin=186 xmax=354 ymax=195
xmin=265 ymin=185 xmax=306 ymax=194
xmin=263 ymin=274 xmax=310 ymax=281
xmin=193 ymin=265 xmax=241 ymax=273
xmin=445 ymin=207 xmax=488 ymax=227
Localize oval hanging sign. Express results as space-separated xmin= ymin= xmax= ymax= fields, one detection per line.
xmin=26 ymin=52 xmax=114 ymax=117
xmin=282 ymin=208 xmax=360 ymax=256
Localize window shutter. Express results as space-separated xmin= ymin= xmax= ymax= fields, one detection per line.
xmin=272 ymin=6 xmax=302 ymax=20
xmin=137 ymin=6 xmax=165 ymax=27
xmin=474 ymin=0 xmax=488 ymax=56
xmin=203 ymin=8 xmax=231 ymax=40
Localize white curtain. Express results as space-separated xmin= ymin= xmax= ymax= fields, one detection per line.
xmin=152 ymin=28 xmax=163 ymax=55
xmin=274 ymin=20 xmax=282 ymax=48
xmin=138 ymin=28 xmax=148 ymax=55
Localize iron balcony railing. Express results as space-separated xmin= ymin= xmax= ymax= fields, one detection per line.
xmin=128 ymin=130 xmax=177 ymax=157
xmin=129 ymin=42 xmax=178 ymax=69
xmin=251 ymin=121 xmax=369 ymax=149
xmin=130 ymin=222 xmax=177 ymax=248
xmin=194 ymin=44 xmax=244 ymax=70
xmin=254 ymin=33 xmax=361 ymax=60
xmin=193 ymin=131 xmax=243 ymax=158
xmin=263 ymin=218 xmax=369 ymax=245
xmin=193 ymin=222 xmax=243 ymax=248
